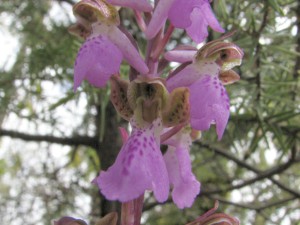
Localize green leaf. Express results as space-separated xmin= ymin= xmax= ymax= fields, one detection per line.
xmin=269 ymin=46 xmax=300 ymax=57
xmin=267 ymin=0 xmax=284 ymax=15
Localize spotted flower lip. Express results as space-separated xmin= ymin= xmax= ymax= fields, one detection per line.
xmin=145 ymin=0 xmax=224 ymax=43
xmin=73 ymin=22 xmax=149 ymax=90
xmin=95 ymin=118 xmax=169 ymax=203
xmin=74 ymin=35 xmax=123 ymax=90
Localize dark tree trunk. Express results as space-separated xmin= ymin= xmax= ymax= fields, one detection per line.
xmin=92 ymin=100 xmax=125 ymax=224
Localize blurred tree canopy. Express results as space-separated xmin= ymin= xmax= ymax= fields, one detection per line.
xmin=0 ymin=0 xmax=299 ymax=224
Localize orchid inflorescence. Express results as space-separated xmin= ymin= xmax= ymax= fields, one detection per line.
xmin=63 ymin=0 xmax=243 ymax=224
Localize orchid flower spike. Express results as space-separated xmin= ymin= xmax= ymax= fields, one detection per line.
xmin=69 ymin=0 xmax=149 ymax=90
xmin=145 ymin=0 xmax=224 ymax=43
xmin=166 ymin=39 xmax=243 ymax=140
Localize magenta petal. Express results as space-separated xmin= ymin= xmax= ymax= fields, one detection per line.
xmin=96 ymin=119 xmax=169 ymax=202
xmin=166 ymin=64 xmax=204 ymax=91
xmin=166 ymin=61 xmax=220 ymax=91
xmin=145 ymin=0 xmax=175 ymax=39
xmin=168 ymin=0 xmax=199 ymax=28
xmin=186 ymin=7 xmax=209 ymax=43
xmin=202 ymin=1 xmax=224 ymax=33
xmin=106 ymin=0 xmax=153 ymax=12
xmin=189 ymin=75 xmax=230 ymax=140
xmin=164 ymin=146 xmax=200 ymax=208
xmin=108 ymin=27 xmax=148 ymax=74
xmin=74 ymin=35 xmax=122 ymax=90
xmin=164 ymin=47 xmax=196 ymax=63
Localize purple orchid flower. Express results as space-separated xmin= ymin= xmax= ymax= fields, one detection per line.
xmin=163 ymin=128 xmax=201 ymax=209
xmin=145 ymin=0 xmax=224 ymax=43
xmin=94 ymin=75 xmax=191 ymax=205
xmin=70 ymin=0 xmax=149 ymax=90
xmin=166 ymin=40 xmax=243 ymax=140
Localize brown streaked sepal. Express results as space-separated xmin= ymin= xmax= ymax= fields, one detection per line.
xmin=110 ymin=75 xmax=133 ymax=121
xmin=127 ymin=77 xmax=168 ymax=126
xmin=73 ymin=0 xmax=120 ymax=25
xmin=162 ymin=87 xmax=190 ymax=127
xmin=219 ymin=69 xmax=240 ymax=85
xmin=195 ymin=40 xmax=243 ymax=72
xmin=68 ymin=23 xmax=92 ymax=40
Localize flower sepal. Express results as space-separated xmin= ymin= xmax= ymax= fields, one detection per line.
xmin=73 ymin=0 xmax=120 ymax=25
xmin=186 ymin=201 xmax=240 ymax=225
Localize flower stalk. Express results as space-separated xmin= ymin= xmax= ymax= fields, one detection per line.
xmin=64 ymin=0 xmax=244 ymax=224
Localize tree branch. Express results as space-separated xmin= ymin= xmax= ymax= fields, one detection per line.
xmin=210 ymin=196 xmax=297 ymax=211
xmin=197 ymin=142 xmax=300 ymax=198
xmin=0 ymin=129 xmax=98 ymax=149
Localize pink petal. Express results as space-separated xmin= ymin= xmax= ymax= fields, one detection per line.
xmin=166 ymin=63 xmax=220 ymax=91
xmin=106 ymin=0 xmax=153 ymax=12
xmin=164 ymin=146 xmax=200 ymax=208
xmin=202 ymin=1 xmax=224 ymax=33
xmin=74 ymin=35 xmax=122 ymax=90
xmin=108 ymin=27 xmax=149 ymax=74
xmin=168 ymin=0 xmax=199 ymax=28
xmin=145 ymin=0 xmax=175 ymax=39
xmin=189 ymin=75 xmax=230 ymax=140
xmin=164 ymin=46 xmax=197 ymax=63
xmin=96 ymin=119 xmax=169 ymax=202
xmin=186 ymin=7 xmax=209 ymax=43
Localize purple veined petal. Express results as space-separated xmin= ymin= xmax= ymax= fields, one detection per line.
xmin=164 ymin=46 xmax=196 ymax=63
xmin=189 ymin=75 xmax=230 ymax=140
xmin=74 ymin=35 xmax=122 ymax=90
xmin=202 ymin=0 xmax=224 ymax=33
xmin=168 ymin=0 xmax=201 ymax=28
xmin=96 ymin=119 xmax=169 ymax=203
xmin=145 ymin=0 xmax=176 ymax=39
xmin=166 ymin=62 xmax=220 ymax=91
xmin=186 ymin=7 xmax=209 ymax=44
xmin=164 ymin=146 xmax=200 ymax=209
xmin=106 ymin=0 xmax=153 ymax=12
xmin=107 ymin=26 xmax=149 ymax=74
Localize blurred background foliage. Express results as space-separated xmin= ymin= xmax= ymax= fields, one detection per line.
xmin=0 ymin=0 xmax=299 ymax=224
